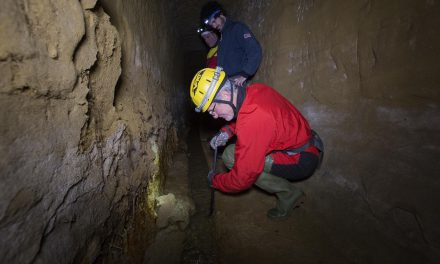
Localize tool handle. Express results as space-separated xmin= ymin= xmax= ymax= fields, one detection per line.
xmin=208 ymin=147 xmax=218 ymax=216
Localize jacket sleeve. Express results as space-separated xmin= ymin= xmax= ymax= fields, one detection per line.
xmin=219 ymin=122 xmax=236 ymax=138
xmin=212 ymin=108 xmax=275 ymax=193
xmin=234 ymin=23 xmax=262 ymax=77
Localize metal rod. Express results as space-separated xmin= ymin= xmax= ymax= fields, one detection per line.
xmin=209 ymin=147 xmax=218 ymax=216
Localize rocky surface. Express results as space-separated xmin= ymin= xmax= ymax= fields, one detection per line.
xmin=175 ymin=0 xmax=440 ymax=261
xmin=231 ymin=1 xmax=440 ymax=260
xmin=1 ymin=0 xmax=439 ymax=263
xmin=0 ymin=0 xmax=185 ymax=263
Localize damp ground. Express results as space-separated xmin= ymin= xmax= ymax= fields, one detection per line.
xmin=144 ymin=117 xmax=431 ymax=264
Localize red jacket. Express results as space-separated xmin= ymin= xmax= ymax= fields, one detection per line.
xmin=206 ymin=46 xmax=218 ymax=68
xmin=212 ymin=84 xmax=319 ymax=193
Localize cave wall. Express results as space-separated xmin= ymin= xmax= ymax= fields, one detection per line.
xmin=221 ymin=0 xmax=440 ymax=259
xmin=0 ymin=0 xmax=185 ymax=263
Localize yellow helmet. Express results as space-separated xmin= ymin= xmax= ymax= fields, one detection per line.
xmin=190 ymin=66 xmax=226 ymax=112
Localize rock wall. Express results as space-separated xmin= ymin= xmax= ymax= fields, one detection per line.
xmin=0 ymin=0 xmax=185 ymax=263
xmin=222 ymin=0 xmax=440 ymax=260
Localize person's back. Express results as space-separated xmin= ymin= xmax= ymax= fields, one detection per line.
xmin=217 ymin=20 xmax=262 ymax=81
xmin=241 ymin=84 xmax=312 ymax=150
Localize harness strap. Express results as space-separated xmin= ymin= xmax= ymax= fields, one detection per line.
xmin=281 ymin=130 xmax=324 ymax=169
xmin=284 ymin=142 xmax=311 ymax=156
xmin=283 ymin=130 xmax=324 ymax=155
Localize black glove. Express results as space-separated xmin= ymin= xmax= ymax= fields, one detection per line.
xmin=208 ymin=170 xmax=217 ymax=187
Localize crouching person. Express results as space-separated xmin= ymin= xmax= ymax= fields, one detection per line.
xmin=190 ymin=67 xmax=324 ymax=219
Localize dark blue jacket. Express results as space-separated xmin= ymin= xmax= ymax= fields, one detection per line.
xmin=218 ymin=19 xmax=262 ymax=78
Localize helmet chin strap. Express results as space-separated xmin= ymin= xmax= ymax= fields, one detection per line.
xmin=212 ymin=81 xmax=237 ymax=119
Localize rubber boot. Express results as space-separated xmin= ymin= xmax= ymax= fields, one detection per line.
xmin=255 ymin=172 xmax=305 ymax=219
xmin=223 ymin=144 xmax=304 ymax=219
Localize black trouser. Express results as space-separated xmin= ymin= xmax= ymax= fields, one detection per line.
xmin=222 ymin=144 xmax=319 ymax=182
xmin=270 ymin=152 xmax=319 ymax=181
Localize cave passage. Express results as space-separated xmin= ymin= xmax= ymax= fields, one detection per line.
xmin=0 ymin=0 xmax=439 ymax=263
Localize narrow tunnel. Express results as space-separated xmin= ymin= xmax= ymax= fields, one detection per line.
xmin=1 ymin=0 xmax=439 ymax=263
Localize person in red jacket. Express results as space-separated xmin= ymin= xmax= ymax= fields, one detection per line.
xmin=190 ymin=67 xmax=324 ymax=219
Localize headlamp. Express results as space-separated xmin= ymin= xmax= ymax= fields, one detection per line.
xmin=204 ymin=10 xmax=221 ymax=25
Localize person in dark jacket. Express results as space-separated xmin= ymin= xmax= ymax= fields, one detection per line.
xmin=200 ymin=1 xmax=262 ymax=87
xmin=189 ymin=67 xmax=324 ymax=220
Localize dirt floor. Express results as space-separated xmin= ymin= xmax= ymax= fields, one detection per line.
xmin=196 ymin=120 xmax=349 ymax=264
xmin=145 ymin=117 xmax=432 ymax=264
